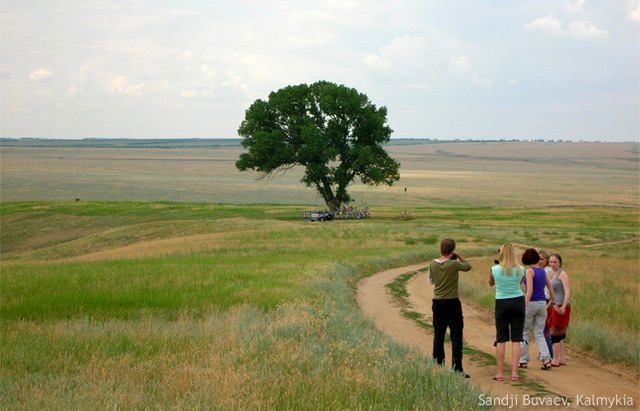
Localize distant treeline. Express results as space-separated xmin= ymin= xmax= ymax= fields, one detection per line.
xmin=0 ymin=138 xmax=243 ymax=149
xmin=0 ymin=137 xmax=610 ymax=149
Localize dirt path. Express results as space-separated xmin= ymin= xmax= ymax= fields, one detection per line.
xmin=574 ymin=238 xmax=638 ymax=248
xmin=357 ymin=262 xmax=639 ymax=410
xmin=513 ymin=238 xmax=638 ymax=250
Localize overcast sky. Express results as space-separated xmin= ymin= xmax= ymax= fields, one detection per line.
xmin=1 ymin=1 xmax=638 ymax=141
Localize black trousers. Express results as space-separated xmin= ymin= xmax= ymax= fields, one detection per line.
xmin=432 ymin=298 xmax=464 ymax=372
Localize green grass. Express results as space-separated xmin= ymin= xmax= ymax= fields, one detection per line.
xmin=2 ymin=202 xmax=492 ymax=409
xmin=385 ymin=271 xmax=416 ymax=302
xmin=3 ymin=278 xmax=486 ymax=409
xmin=2 ymin=253 xmax=307 ymax=321
xmin=1 ymin=202 xmax=638 ymax=408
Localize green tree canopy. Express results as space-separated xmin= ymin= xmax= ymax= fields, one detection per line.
xmin=236 ymin=81 xmax=400 ymax=211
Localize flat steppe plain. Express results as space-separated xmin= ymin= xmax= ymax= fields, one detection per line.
xmin=1 ymin=140 xmax=637 ymax=207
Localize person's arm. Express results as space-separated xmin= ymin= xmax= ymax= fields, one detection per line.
xmin=524 ymin=268 xmax=534 ymax=305
xmin=453 ymin=250 xmax=472 ymax=271
xmin=453 ymin=250 xmax=466 ymax=263
xmin=489 ymin=270 xmax=495 ymax=286
xmin=545 ymin=275 xmax=556 ymax=305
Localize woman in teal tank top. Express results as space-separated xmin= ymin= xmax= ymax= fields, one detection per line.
xmin=489 ymin=243 xmax=525 ymax=381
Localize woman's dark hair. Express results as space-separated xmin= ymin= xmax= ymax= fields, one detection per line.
xmin=550 ymin=253 xmax=563 ymax=267
xmin=521 ymin=248 xmax=540 ymax=265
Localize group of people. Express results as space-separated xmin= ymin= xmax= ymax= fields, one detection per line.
xmin=490 ymin=244 xmax=571 ymax=382
xmin=428 ymin=239 xmax=571 ymax=381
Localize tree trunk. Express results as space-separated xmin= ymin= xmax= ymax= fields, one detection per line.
xmin=316 ymin=180 xmax=340 ymax=211
xmin=326 ymin=198 xmax=340 ymax=212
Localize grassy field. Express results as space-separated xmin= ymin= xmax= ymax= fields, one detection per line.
xmin=1 ymin=140 xmax=638 ymax=407
xmin=1 ymin=141 xmax=637 ymax=207
xmin=1 ymin=202 xmax=638 ymax=408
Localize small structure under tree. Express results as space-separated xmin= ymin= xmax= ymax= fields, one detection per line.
xmin=236 ymin=81 xmax=400 ymax=211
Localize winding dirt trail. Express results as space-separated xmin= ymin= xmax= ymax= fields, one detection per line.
xmin=357 ymin=261 xmax=639 ymax=410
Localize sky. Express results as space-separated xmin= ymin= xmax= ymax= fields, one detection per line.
xmin=1 ymin=0 xmax=638 ymax=141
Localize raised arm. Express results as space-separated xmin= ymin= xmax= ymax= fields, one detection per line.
xmin=454 ymin=250 xmax=467 ymax=263
xmin=453 ymin=250 xmax=472 ymax=271
xmin=489 ymin=270 xmax=495 ymax=286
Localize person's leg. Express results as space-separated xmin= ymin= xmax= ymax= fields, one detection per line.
xmin=519 ymin=304 xmax=534 ymax=365
xmin=552 ymin=340 xmax=565 ymax=364
xmin=545 ymin=327 xmax=554 ymax=359
xmin=496 ymin=342 xmax=506 ymax=379
xmin=551 ymin=334 xmax=566 ymax=365
xmin=557 ymin=306 xmax=570 ymax=364
xmin=532 ymin=302 xmax=551 ymax=362
xmin=449 ymin=299 xmax=464 ymax=373
xmin=545 ymin=304 xmax=554 ymax=358
xmin=432 ymin=299 xmax=447 ymax=366
xmin=556 ymin=340 xmax=565 ymax=364
xmin=511 ymin=296 xmax=525 ymax=378
xmin=494 ymin=299 xmax=509 ymax=379
xmin=550 ymin=305 xmax=569 ymax=365
xmin=511 ymin=341 xmax=522 ymax=379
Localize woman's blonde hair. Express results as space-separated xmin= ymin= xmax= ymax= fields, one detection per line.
xmin=499 ymin=243 xmax=518 ymax=276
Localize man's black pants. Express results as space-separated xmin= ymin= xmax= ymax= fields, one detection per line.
xmin=432 ymin=298 xmax=464 ymax=372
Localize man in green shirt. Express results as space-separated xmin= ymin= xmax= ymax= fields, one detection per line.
xmin=429 ymin=238 xmax=472 ymax=377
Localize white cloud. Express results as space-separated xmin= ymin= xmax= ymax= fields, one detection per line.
xmin=221 ymin=71 xmax=249 ymax=94
xmin=108 ymin=76 xmax=145 ymax=97
xmin=66 ymin=84 xmax=80 ymax=96
xmin=200 ymin=64 xmax=216 ymax=79
xmin=180 ymin=88 xmax=213 ymax=99
xmin=450 ymin=55 xmax=470 ymax=72
xmin=29 ymin=68 xmax=53 ymax=81
xmin=363 ymin=35 xmax=429 ymax=73
xmin=363 ymin=35 xmax=494 ymax=90
xmin=568 ymin=20 xmax=608 ymax=39
xmin=472 ymin=74 xmax=494 ymax=88
xmin=525 ymin=15 xmax=608 ymax=40
xmin=362 ymin=54 xmax=392 ymax=71
xmin=630 ymin=3 xmax=640 ymax=22
xmin=565 ymin=0 xmax=587 ymax=13
xmin=379 ymin=35 xmax=429 ymax=60
xmin=525 ymin=15 xmax=564 ymax=35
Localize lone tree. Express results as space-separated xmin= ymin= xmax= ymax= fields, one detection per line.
xmin=236 ymin=81 xmax=400 ymax=211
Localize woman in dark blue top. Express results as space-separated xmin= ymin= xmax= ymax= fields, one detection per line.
xmin=519 ymin=248 xmax=556 ymax=370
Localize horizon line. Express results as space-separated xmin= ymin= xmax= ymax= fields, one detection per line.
xmin=1 ymin=137 xmax=638 ymax=143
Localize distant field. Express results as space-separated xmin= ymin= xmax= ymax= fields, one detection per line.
xmin=1 ymin=140 xmax=637 ymax=207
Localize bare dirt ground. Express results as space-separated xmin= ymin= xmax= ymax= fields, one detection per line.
xmin=357 ymin=262 xmax=639 ymax=410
